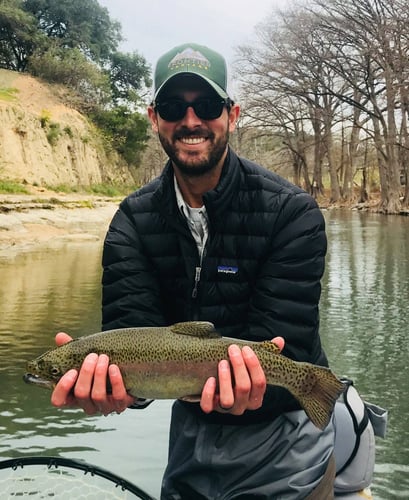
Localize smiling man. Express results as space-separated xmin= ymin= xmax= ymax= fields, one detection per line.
xmin=51 ymin=43 xmax=337 ymax=499
xmin=148 ymin=48 xmax=240 ymax=207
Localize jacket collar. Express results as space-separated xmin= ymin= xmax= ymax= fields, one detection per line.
xmin=152 ymin=147 xmax=241 ymax=230
xmin=203 ymin=148 xmax=241 ymax=227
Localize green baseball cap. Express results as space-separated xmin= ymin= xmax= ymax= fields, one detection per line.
xmin=153 ymin=43 xmax=229 ymax=101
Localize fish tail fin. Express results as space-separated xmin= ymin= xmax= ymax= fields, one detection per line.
xmin=295 ymin=365 xmax=345 ymax=430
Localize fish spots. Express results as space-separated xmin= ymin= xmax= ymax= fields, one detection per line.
xmin=24 ymin=321 xmax=344 ymax=429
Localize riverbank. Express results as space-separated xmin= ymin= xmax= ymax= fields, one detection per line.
xmin=0 ymin=187 xmax=406 ymax=259
xmin=0 ymin=189 xmax=120 ymax=258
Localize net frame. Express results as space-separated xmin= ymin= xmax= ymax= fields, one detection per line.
xmin=0 ymin=456 xmax=155 ymax=499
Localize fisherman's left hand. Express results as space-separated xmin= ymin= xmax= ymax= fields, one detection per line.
xmin=51 ymin=332 xmax=135 ymax=416
xmin=200 ymin=337 xmax=285 ymax=415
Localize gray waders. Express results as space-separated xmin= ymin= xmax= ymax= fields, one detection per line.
xmin=161 ymin=382 xmax=387 ymax=499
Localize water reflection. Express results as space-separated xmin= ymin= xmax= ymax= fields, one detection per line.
xmin=0 ymin=241 xmax=171 ymax=498
xmin=0 ymin=213 xmax=408 ymax=499
xmin=320 ymin=211 xmax=409 ymax=499
xmin=0 ymin=242 xmax=105 ymax=460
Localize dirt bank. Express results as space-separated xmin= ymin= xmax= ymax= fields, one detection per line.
xmin=0 ymin=69 xmax=134 ymax=188
xmin=0 ymin=189 xmax=120 ymax=258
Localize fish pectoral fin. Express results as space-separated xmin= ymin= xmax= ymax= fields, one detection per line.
xmin=170 ymin=321 xmax=221 ymax=339
xmin=178 ymin=395 xmax=201 ymax=403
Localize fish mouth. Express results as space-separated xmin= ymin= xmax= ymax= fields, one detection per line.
xmin=23 ymin=373 xmax=55 ymax=390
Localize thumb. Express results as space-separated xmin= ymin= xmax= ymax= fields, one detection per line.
xmin=272 ymin=336 xmax=285 ymax=352
xmin=55 ymin=332 xmax=73 ymax=347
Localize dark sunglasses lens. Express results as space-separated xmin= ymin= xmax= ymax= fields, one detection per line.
xmin=156 ymin=99 xmax=226 ymax=121
xmin=194 ymin=100 xmax=224 ymax=120
xmin=157 ymin=101 xmax=186 ymax=121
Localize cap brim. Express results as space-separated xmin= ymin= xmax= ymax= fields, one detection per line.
xmin=154 ymin=72 xmax=228 ymax=100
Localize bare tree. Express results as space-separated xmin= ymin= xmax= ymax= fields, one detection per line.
xmin=236 ymin=8 xmax=349 ymax=201
xmin=311 ymin=0 xmax=407 ymax=212
xmin=235 ymin=0 xmax=409 ymax=213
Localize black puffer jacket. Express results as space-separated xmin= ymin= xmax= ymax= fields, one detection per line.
xmin=102 ymin=148 xmax=328 ymax=424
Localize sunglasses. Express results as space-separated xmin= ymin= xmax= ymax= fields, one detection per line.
xmin=154 ymin=97 xmax=232 ymax=122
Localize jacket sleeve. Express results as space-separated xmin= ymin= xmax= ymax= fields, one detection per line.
xmin=101 ymin=202 xmax=167 ymax=331
xmin=101 ymin=203 xmax=165 ymax=411
xmin=248 ymin=190 xmax=327 ymax=364
xmin=245 ymin=191 xmax=328 ymax=418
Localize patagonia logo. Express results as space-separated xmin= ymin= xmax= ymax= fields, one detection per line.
xmin=217 ymin=265 xmax=238 ymax=275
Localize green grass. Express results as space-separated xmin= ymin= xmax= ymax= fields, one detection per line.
xmin=46 ymin=183 xmax=138 ymax=197
xmin=0 ymin=180 xmax=137 ymax=198
xmin=87 ymin=184 xmax=129 ymax=197
xmin=46 ymin=122 xmax=61 ymax=146
xmin=0 ymin=180 xmax=29 ymax=194
xmin=0 ymin=87 xmax=19 ymax=102
xmin=26 ymin=197 xmax=96 ymax=209
xmin=47 ymin=184 xmax=79 ymax=193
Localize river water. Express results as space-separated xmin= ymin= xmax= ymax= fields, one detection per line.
xmin=0 ymin=211 xmax=407 ymax=499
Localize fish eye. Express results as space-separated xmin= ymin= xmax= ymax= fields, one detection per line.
xmin=51 ymin=367 xmax=60 ymax=376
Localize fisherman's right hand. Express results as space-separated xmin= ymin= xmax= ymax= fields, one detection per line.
xmin=50 ymin=333 xmax=135 ymax=416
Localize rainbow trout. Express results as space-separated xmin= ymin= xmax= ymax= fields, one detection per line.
xmin=24 ymin=321 xmax=344 ymax=429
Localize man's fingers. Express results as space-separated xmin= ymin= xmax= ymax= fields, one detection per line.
xmin=218 ymin=359 xmax=235 ymax=410
xmin=51 ymin=369 xmax=78 ymax=407
xmin=242 ymin=346 xmax=266 ymax=410
xmin=200 ymin=376 xmax=218 ymax=413
xmin=55 ymin=332 xmax=73 ymax=347
xmin=272 ymin=336 xmax=285 ymax=352
xmin=108 ymin=364 xmax=134 ymax=412
xmin=91 ymin=354 xmax=111 ymax=414
xmin=73 ymin=353 xmax=99 ymax=415
xmin=50 ymin=347 xmax=133 ymax=416
xmin=224 ymin=344 xmax=251 ymax=415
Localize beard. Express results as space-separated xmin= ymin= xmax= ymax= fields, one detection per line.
xmin=158 ymin=127 xmax=229 ymax=177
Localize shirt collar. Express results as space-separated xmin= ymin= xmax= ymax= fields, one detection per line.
xmin=173 ymin=174 xmax=207 ymax=216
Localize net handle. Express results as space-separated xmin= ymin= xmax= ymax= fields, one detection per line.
xmin=0 ymin=456 xmax=156 ymax=500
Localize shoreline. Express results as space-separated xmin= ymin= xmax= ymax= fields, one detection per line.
xmin=1 ymin=190 xmax=407 ymax=259
xmin=0 ymin=192 xmax=120 ymax=258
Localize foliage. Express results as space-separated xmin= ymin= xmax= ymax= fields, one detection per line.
xmin=0 ymin=0 xmax=42 ymax=71
xmin=2 ymin=0 xmax=152 ymax=111
xmin=63 ymin=125 xmax=73 ymax=138
xmin=108 ymin=50 xmax=152 ymax=106
xmin=44 ymin=183 xmax=79 ymax=194
xmin=0 ymin=179 xmax=29 ymax=193
xmin=88 ymin=183 xmax=134 ymax=197
xmin=45 ymin=182 xmax=136 ymax=197
xmin=39 ymin=109 xmax=51 ymax=128
xmin=29 ymin=42 xmax=111 ymax=108
xmin=0 ymin=0 xmax=152 ymax=167
xmin=0 ymin=86 xmax=19 ymax=101
xmin=46 ymin=122 xmax=61 ymax=146
xmin=23 ymin=0 xmax=121 ymax=61
xmin=91 ymin=106 xmax=149 ymax=166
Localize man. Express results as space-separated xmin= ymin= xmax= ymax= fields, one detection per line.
xmin=51 ymin=43 xmax=336 ymax=498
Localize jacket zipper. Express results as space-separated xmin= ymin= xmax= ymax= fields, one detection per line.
xmin=191 ymin=239 xmax=208 ymax=303
xmin=192 ymin=266 xmax=201 ymax=298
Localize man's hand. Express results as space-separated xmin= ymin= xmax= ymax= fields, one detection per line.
xmin=50 ymin=333 xmax=135 ymax=416
xmin=200 ymin=337 xmax=285 ymax=415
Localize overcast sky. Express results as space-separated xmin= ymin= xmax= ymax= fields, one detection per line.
xmin=98 ymin=0 xmax=288 ymax=70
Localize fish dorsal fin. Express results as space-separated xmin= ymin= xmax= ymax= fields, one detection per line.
xmin=259 ymin=341 xmax=282 ymax=355
xmin=170 ymin=321 xmax=221 ymax=339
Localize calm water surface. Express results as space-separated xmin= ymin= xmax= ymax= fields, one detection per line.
xmin=0 ymin=212 xmax=408 ymax=499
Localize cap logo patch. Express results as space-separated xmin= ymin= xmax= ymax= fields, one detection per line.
xmin=168 ymin=48 xmax=211 ymax=71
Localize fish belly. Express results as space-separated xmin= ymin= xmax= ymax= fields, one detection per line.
xmin=119 ymin=359 xmax=218 ymax=400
